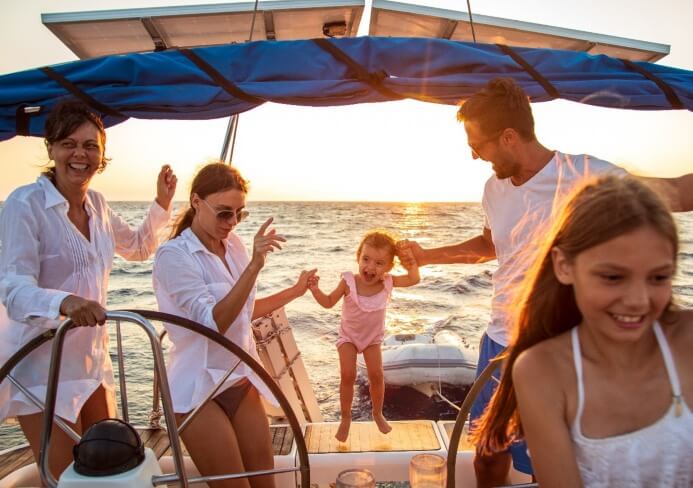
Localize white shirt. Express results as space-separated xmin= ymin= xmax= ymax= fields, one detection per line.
xmin=0 ymin=176 xmax=170 ymax=423
xmin=571 ymin=324 xmax=693 ymax=486
xmin=482 ymin=152 xmax=626 ymax=346
xmin=152 ymin=228 xmax=276 ymax=414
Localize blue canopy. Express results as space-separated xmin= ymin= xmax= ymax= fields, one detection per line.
xmin=1 ymin=36 xmax=692 ymax=142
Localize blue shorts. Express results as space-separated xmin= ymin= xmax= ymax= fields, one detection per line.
xmin=470 ymin=333 xmax=533 ymax=475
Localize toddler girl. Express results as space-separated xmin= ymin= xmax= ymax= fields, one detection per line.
xmin=309 ymin=230 xmax=419 ymax=442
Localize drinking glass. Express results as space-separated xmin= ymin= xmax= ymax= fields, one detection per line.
xmin=409 ymin=453 xmax=446 ymax=488
xmin=335 ymin=468 xmax=376 ymax=488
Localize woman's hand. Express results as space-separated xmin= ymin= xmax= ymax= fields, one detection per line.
xmin=155 ymin=164 xmax=178 ymax=210
xmin=250 ymin=217 xmax=286 ymax=269
xmin=59 ymin=295 xmax=107 ymax=327
xmin=293 ymin=269 xmax=318 ymax=296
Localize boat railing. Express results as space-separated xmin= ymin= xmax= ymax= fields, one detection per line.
xmin=445 ymin=354 xmax=540 ymax=488
xmin=40 ymin=311 xmax=187 ymax=488
xmin=148 ymin=327 xmax=168 ymax=430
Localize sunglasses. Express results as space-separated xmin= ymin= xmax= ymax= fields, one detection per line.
xmin=468 ymin=130 xmax=504 ymax=155
xmin=200 ymin=198 xmax=249 ymax=223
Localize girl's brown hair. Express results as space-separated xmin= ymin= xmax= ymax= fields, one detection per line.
xmin=473 ymin=174 xmax=679 ymax=454
xmin=170 ymin=162 xmax=249 ymax=239
xmin=356 ymin=230 xmax=398 ymax=265
xmin=43 ymin=100 xmax=110 ymax=179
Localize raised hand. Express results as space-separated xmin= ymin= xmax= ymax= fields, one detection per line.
xmin=398 ymin=246 xmax=418 ymax=268
xmin=396 ymin=239 xmax=422 ymax=267
xmin=307 ymin=274 xmax=320 ymax=291
xmin=155 ymin=164 xmax=178 ymax=210
xmin=59 ymin=295 xmax=107 ymax=327
xmin=251 ymin=217 xmax=286 ymax=269
xmin=293 ymin=268 xmax=318 ymax=296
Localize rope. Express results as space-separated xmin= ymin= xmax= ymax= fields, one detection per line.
xmin=466 ymin=0 xmax=477 ymax=43
xmin=272 ymin=352 xmax=302 ymax=381
xmin=433 ymin=387 xmax=461 ymax=411
xmin=148 ymin=408 xmax=163 ymax=429
xmin=248 ymin=0 xmax=260 ymax=42
xmin=254 ymin=324 xmax=292 ymax=347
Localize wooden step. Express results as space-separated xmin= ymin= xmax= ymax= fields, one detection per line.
xmin=305 ymin=420 xmax=440 ymax=454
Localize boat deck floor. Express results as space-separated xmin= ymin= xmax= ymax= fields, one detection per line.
xmin=1 ymin=421 xmax=470 ymax=480
xmin=0 ymin=424 xmax=294 ymax=481
xmin=305 ymin=420 xmax=440 ymax=453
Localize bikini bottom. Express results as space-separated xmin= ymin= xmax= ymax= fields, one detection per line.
xmin=212 ymin=378 xmax=253 ymax=419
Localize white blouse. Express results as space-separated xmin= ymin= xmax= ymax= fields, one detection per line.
xmin=0 ymin=176 xmax=170 ymax=423
xmin=152 ymin=228 xmax=276 ymax=414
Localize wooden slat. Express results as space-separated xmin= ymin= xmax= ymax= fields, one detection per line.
xmin=0 ymin=445 xmax=34 ymax=480
xmin=270 ymin=309 xmax=323 ymax=422
xmin=270 ymin=425 xmax=294 ymax=456
xmin=441 ymin=421 xmax=475 ymax=451
xmin=305 ymin=421 xmax=440 ymax=454
xmin=253 ymin=315 xmax=307 ymax=424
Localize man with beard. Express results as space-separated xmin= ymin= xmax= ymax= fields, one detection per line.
xmin=400 ymin=77 xmax=693 ymax=487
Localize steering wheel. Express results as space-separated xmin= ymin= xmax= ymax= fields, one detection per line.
xmin=0 ymin=310 xmax=310 ymax=488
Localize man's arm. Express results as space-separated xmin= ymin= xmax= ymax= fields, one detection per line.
xmin=407 ymin=227 xmax=496 ymax=266
xmin=637 ymin=174 xmax=693 ymax=212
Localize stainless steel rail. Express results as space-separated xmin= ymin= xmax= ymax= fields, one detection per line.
xmin=6 ymin=375 xmax=80 ymax=443
xmin=115 ymin=319 xmax=130 ymax=423
xmin=39 ymin=311 xmax=189 ymax=488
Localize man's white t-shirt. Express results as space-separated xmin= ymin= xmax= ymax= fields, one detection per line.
xmin=482 ymin=151 xmax=627 ymax=346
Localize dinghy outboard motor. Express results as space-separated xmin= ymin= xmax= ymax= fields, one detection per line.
xmin=57 ymin=418 xmax=162 ymax=487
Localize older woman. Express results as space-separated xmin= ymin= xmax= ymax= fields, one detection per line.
xmin=153 ymin=162 xmax=315 ymax=488
xmin=0 ymin=100 xmax=177 ymax=477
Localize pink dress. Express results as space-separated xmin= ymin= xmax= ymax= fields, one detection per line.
xmin=337 ymin=271 xmax=393 ymax=353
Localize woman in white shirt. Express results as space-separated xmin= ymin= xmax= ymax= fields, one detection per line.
xmin=153 ymin=162 xmax=315 ymax=488
xmin=0 ymin=100 xmax=177 ymax=477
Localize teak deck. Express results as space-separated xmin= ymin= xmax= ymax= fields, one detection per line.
xmin=305 ymin=420 xmax=440 ymax=454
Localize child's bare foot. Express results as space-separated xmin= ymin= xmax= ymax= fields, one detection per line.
xmin=373 ymin=413 xmax=392 ymax=434
xmin=335 ymin=418 xmax=351 ymax=442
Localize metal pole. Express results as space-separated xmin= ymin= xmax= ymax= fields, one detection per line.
xmin=39 ymin=312 xmax=190 ymax=488
xmin=149 ymin=328 xmax=168 ymax=429
xmin=219 ymin=114 xmax=239 ymax=163
xmin=153 ymin=466 xmax=301 ymax=486
xmin=178 ymin=359 xmax=241 ymax=434
xmin=115 ymin=319 xmax=129 ymax=423
xmin=7 ymin=375 xmax=80 ymax=442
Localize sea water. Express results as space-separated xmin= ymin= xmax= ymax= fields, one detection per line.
xmin=1 ymin=201 xmax=691 ymax=449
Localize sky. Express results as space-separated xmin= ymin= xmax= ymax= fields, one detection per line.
xmin=1 ymin=0 xmax=692 ymax=202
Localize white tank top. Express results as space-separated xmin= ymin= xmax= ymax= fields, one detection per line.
xmin=570 ymin=323 xmax=693 ymax=487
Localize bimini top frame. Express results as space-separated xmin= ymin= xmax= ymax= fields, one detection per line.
xmin=41 ymin=0 xmax=365 ymax=59
xmin=369 ymin=0 xmax=669 ymax=62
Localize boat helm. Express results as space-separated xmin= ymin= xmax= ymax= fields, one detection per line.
xmin=72 ymin=418 xmax=145 ymax=476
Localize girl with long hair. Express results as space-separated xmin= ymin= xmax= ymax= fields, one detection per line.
xmin=473 ymin=175 xmax=693 ymax=487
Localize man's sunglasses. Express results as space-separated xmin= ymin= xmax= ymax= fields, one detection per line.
xmin=468 ymin=130 xmax=504 ymax=155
